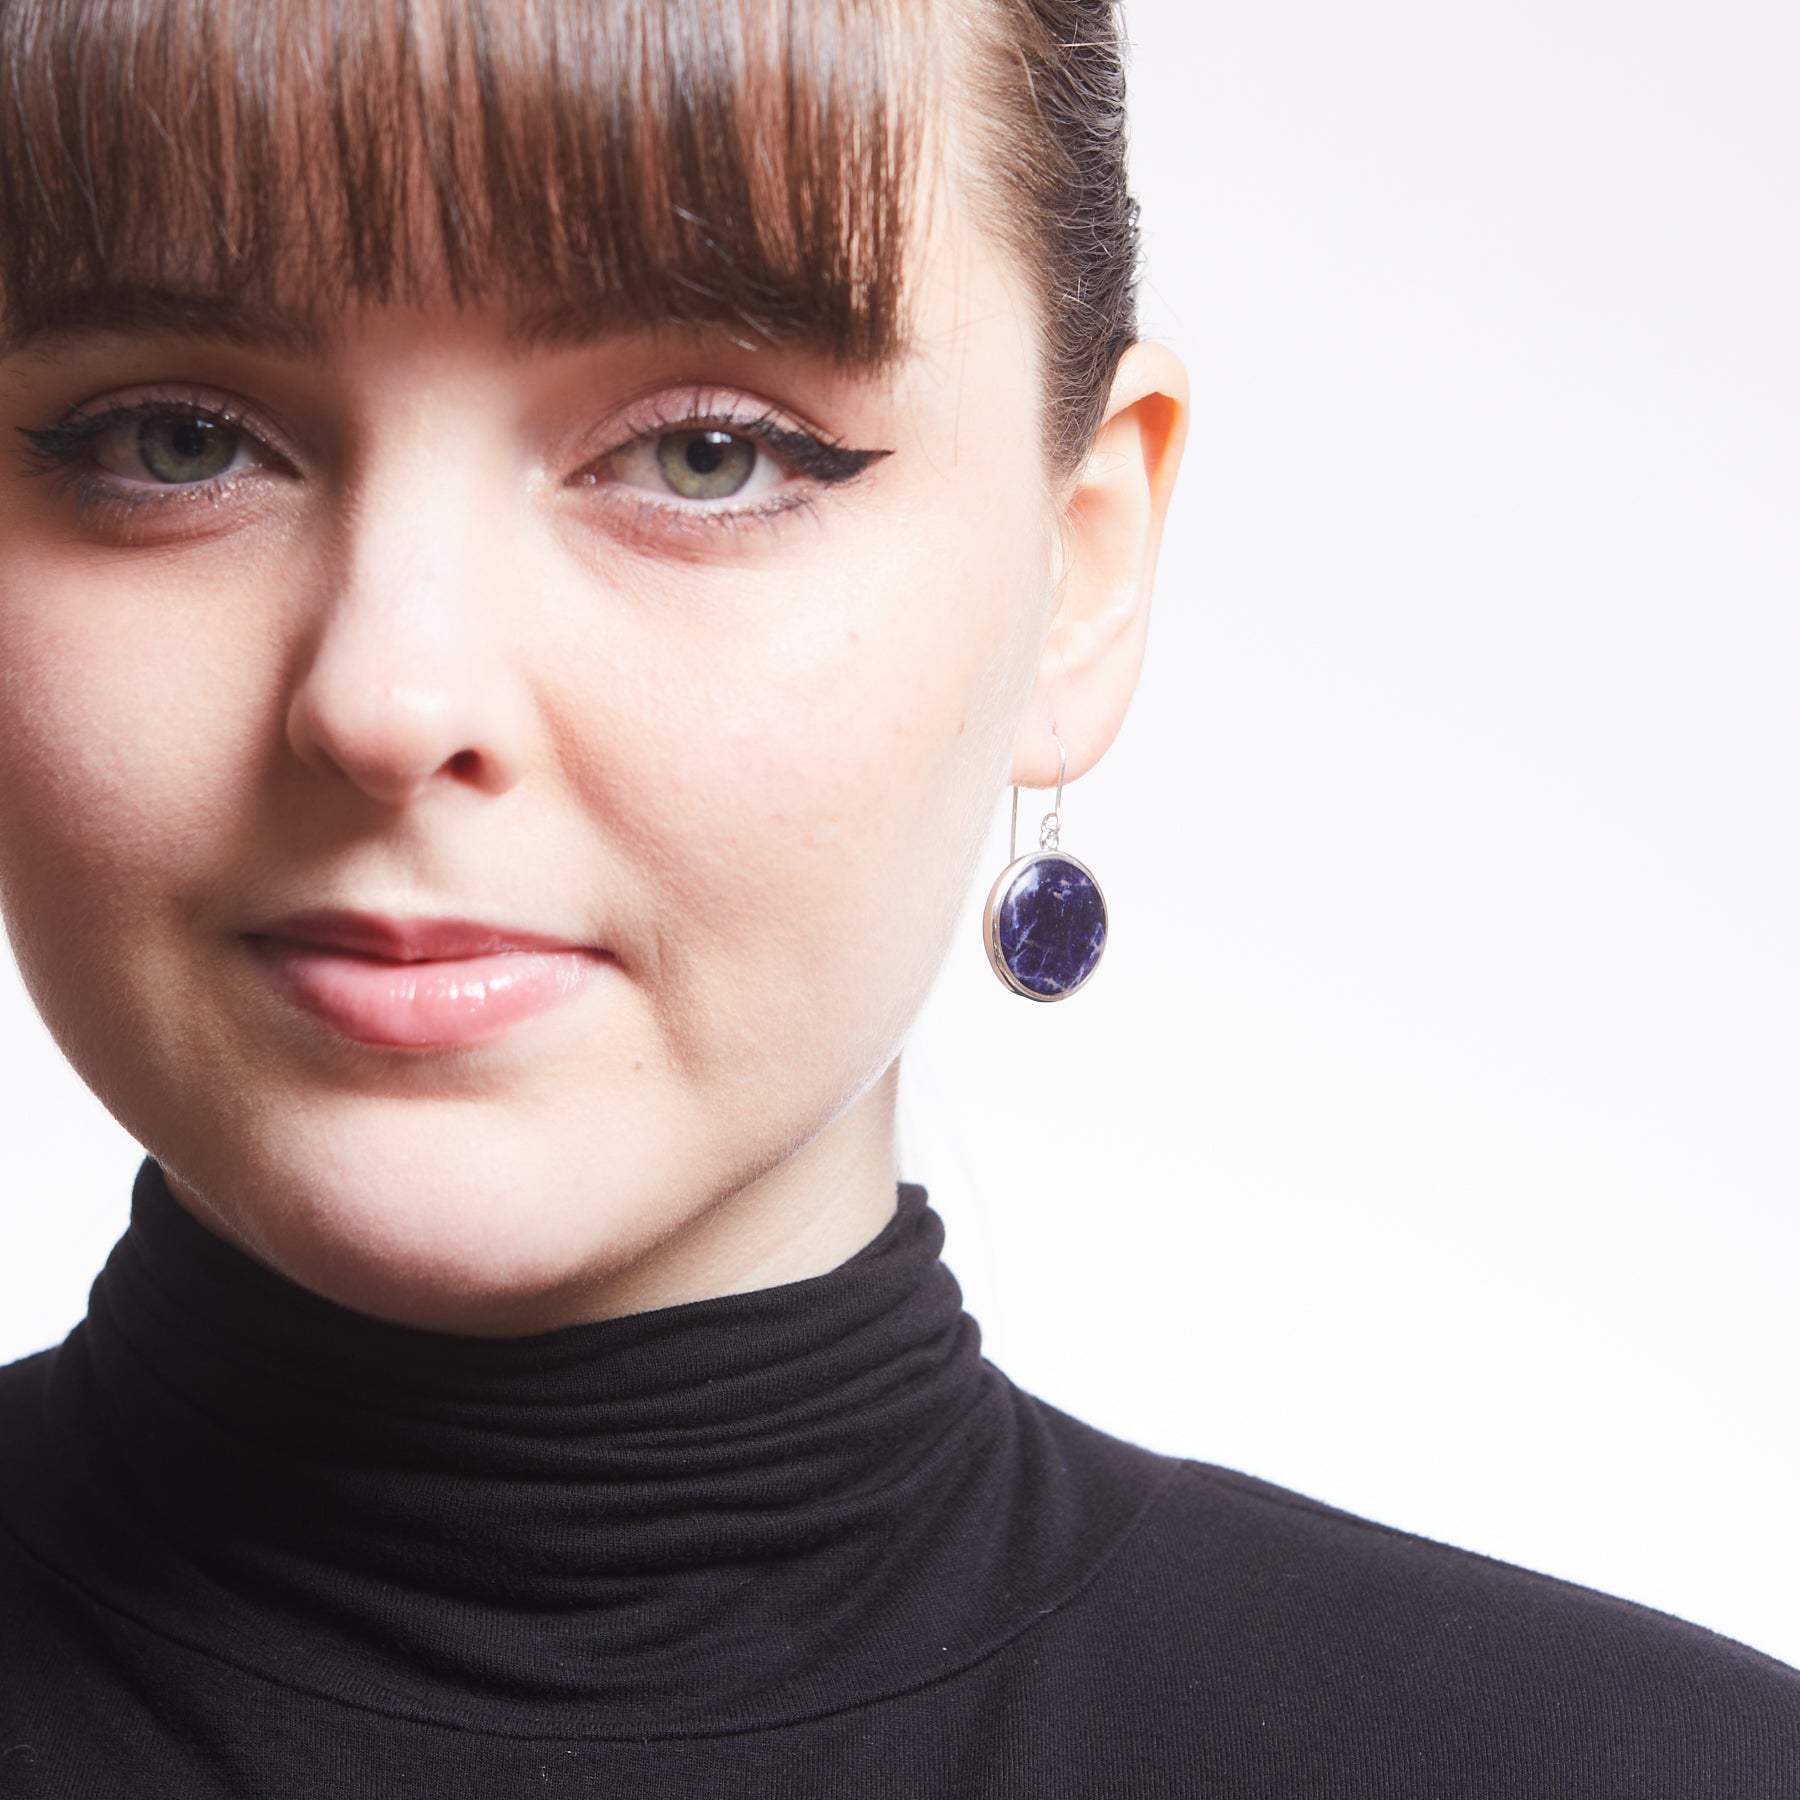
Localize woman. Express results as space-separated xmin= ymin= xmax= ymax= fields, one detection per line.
xmin=0 ymin=0 xmax=1793 ymax=1792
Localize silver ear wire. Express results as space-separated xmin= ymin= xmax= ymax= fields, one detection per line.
xmin=1009 ymin=732 xmax=1067 ymax=860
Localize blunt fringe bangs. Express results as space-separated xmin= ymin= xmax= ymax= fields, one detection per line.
xmin=0 ymin=0 xmax=919 ymax=362
xmin=1 ymin=0 xmax=1142 ymax=477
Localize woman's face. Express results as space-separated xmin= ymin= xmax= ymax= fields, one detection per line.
xmin=0 ymin=192 xmax=1069 ymax=1328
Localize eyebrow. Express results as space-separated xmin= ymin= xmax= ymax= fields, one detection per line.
xmin=0 ymin=285 xmax=907 ymax=366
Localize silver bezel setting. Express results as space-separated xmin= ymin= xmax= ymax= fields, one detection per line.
xmin=982 ymin=851 xmax=1108 ymax=1003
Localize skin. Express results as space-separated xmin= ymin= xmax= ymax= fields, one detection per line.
xmin=0 ymin=187 xmax=1187 ymax=1335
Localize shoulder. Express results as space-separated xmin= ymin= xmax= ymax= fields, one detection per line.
xmin=0 ymin=1346 xmax=67 ymax=1596
xmin=1012 ymin=1425 xmax=1800 ymax=1791
xmin=986 ymin=1411 xmax=1800 ymax=1792
xmin=0 ymin=1343 xmax=55 ymax=1476
xmin=0 ymin=1348 xmax=95 ymax=1701
xmin=1145 ymin=1456 xmax=1793 ymax=1668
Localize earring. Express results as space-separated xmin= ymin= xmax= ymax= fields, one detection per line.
xmin=983 ymin=736 xmax=1108 ymax=1001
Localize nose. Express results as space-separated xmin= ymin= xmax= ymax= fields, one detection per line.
xmin=285 ymin=503 xmax=533 ymax=810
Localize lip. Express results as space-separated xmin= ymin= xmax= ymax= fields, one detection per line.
xmin=245 ymin=910 xmax=605 ymax=1049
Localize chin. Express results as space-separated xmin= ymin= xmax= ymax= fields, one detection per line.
xmin=151 ymin=1087 xmax=725 ymax=1334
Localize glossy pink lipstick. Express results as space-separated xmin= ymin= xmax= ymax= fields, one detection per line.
xmin=246 ymin=911 xmax=603 ymax=1048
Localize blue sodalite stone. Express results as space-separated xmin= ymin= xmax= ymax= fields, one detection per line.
xmin=994 ymin=855 xmax=1107 ymax=998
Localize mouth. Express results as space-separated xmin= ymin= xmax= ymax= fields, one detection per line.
xmin=244 ymin=910 xmax=607 ymax=1049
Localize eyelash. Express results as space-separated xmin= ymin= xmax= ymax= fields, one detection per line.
xmin=12 ymin=392 xmax=886 ymax=535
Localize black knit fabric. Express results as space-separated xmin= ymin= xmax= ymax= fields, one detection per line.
xmin=0 ymin=1161 xmax=1795 ymax=1797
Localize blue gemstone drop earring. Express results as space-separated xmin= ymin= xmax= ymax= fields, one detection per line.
xmin=983 ymin=736 xmax=1108 ymax=1001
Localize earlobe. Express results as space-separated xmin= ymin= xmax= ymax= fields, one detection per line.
xmin=1011 ymin=340 xmax=1189 ymax=789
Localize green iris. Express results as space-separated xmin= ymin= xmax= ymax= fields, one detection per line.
xmin=655 ymin=429 xmax=756 ymax=500
xmin=138 ymin=415 xmax=237 ymax=484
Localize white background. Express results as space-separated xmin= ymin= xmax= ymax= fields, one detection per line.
xmin=2 ymin=0 xmax=1796 ymax=1667
xmin=907 ymin=0 xmax=1800 ymax=1668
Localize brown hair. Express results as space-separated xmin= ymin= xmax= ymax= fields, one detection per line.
xmin=0 ymin=0 xmax=1138 ymax=478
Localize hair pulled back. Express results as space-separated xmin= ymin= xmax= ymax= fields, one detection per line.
xmin=955 ymin=0 xmax=1141 ymax=476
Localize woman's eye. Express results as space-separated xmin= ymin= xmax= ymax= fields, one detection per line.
xmin=655 ymin=429 xmax=758 ymax=500
xmin=97 ymin=413 xmax=248 ymax=486
xmin=574 ymin=406 xmax=882 ymax=518
xmin=606 ymin=424 xmax=777 ymax=505
xmin=15 ymin=398 xmax=272 ymax=509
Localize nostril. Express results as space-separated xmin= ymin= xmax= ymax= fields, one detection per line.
xmin=447 ymin=749 xmax=482 ymax=781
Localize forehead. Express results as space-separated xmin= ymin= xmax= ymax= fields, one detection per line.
xmin=0 ymin=0 xmax=931 ymax=369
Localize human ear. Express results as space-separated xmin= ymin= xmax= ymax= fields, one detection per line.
xmin=1011 ymin=340 xmax=1189 ymax=787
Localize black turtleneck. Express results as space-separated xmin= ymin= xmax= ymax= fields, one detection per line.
xmin=0 ymin=1163 xmax=1795 ymax=1796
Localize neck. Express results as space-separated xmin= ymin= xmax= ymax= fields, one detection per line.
xmin=557 ymin=1061 xmax=904 ymax=1329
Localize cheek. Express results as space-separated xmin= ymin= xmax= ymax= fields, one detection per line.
xmin=0 ymin=556 xmax=270 ymax=1001
xmin=555 ymin=498 xmax=1051 ymax=1081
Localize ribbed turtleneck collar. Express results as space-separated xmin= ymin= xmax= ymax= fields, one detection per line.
xmin=9 ymin=1161 xmax=1161 ymax=1736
